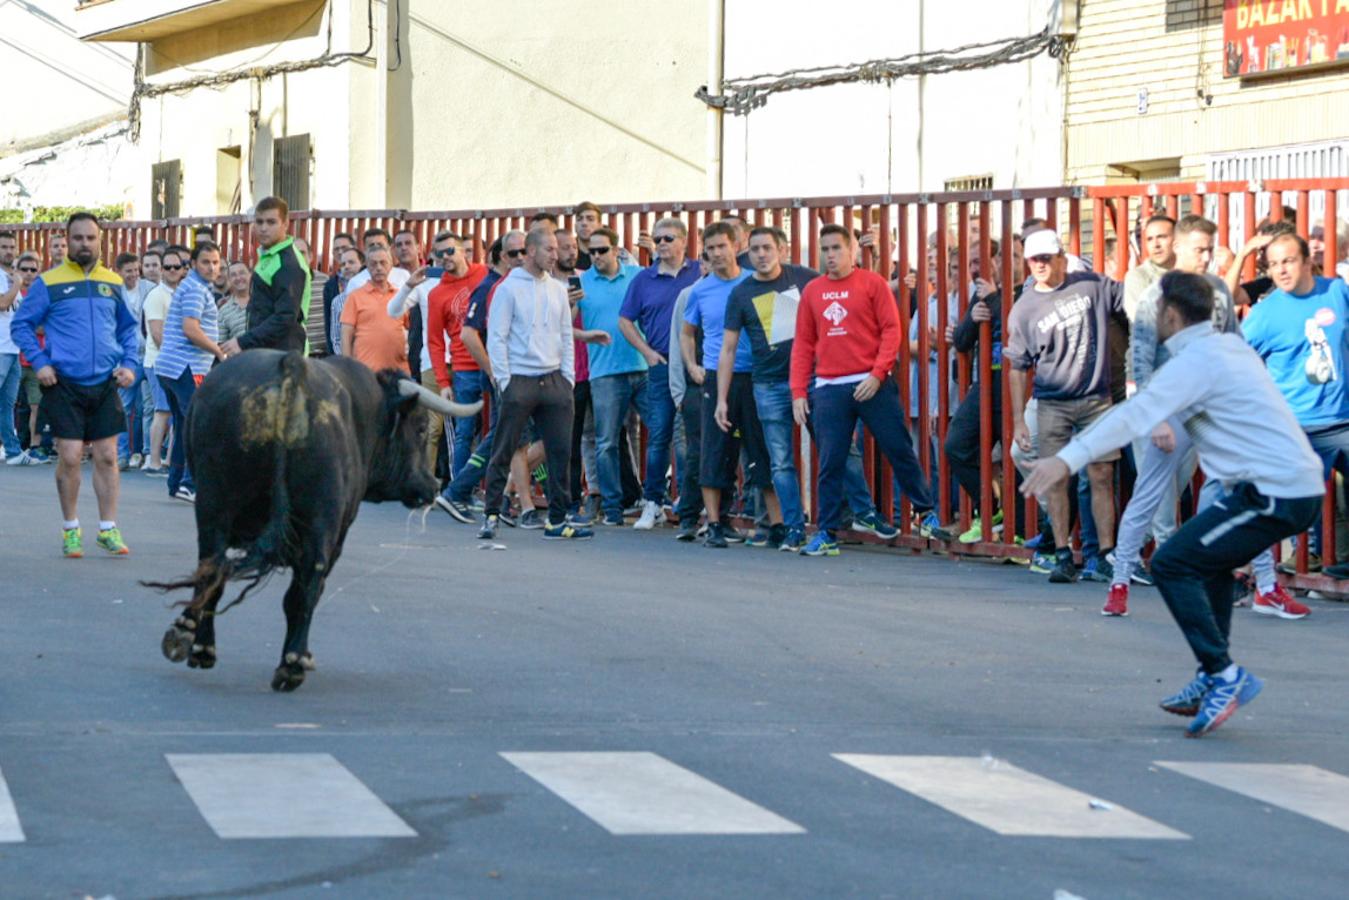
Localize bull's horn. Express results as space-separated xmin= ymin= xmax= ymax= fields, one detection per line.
xmin=397 ymin=379 xmax=484 ymax=418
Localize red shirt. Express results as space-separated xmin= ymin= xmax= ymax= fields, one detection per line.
xmin=789 ymin=268 xmax=900 ymax=399
xmin=426 ymin=263 xmax=488 ymax=387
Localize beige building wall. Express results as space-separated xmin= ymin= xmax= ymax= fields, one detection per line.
xmin=1065 ymin=0 xmax=1349 ymax=183
xmin=134 ymin=0 xmax=357 ymax=217
xmin=399 ymin=0 xmax=710 ymax=210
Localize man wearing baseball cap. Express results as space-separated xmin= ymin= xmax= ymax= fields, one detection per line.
xmin=1006 ymin=228 xmax=1128 ymax=584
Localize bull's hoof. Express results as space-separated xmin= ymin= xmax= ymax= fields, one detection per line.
xmin=300 ymin=651 xmax=316 ymax=671
xmin=187 ymin=644 xmax=216 ymax=670
xmin=270 ymin=654 xmax=306 ymax=692
xmin=161 ymin=625 xmax=195 ymax=664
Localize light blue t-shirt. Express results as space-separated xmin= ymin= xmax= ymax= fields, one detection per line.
xmin=683 ymin=269 xmax=751 ymax=371
xmin=1243 ymin=276 xmax=1349 ymax=427
xmin=579 ymin=263 xmax=645 ymax=379
xmin=156 ymin=270 xmax=219 ymax=380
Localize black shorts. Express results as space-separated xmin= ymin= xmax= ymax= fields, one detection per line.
xmin=40 ymin=378 xmax=125 ymax=442
xmin=699 ymin=372 xmax=772 ymax=491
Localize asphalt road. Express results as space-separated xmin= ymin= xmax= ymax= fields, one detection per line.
xmin=2 ymin=463 xmax=1348 ymax=899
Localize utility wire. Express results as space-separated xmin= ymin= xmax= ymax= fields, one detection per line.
xmin=698 ymin=27 xmax=1068 ymax=115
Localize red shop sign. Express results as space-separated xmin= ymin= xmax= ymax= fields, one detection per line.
xmin=1223 ymin=0 xmax=1349 ymax=77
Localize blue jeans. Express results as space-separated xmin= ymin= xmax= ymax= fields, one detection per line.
xmin=451 ymin=369 xmax=485 ymax=479
xmin=590 ymin=371 xmax=647 ymax=515
xmin=640 ymin=363 xmax=676 ymax=503
xmin=158 ymin=369 xmax=198 ymax=495
xmin=0 ymin=354 xmax=22 ymax=457
xmin=1078 ymin=473 xmax=1099 ymax=561
xmin=445 ymin=381 xmax=500 ymax=504
xmin=812 ymin=378 xmax=933 ymax=534
xmin=117 ymin=362 xmax=143 ymax=462
xmin=753 ymin=380 xmax=804 ymax=530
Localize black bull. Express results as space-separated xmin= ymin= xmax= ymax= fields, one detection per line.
xmin=145 ymin=350 xmax=481 ymax=691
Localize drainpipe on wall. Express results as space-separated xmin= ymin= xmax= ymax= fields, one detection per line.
xmin=707 ymin=0 xmax=724 ymax=201
xmin=374 ymin=0 xmax=390 ymax=208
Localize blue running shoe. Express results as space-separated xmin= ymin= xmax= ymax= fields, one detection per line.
xmin=1024 ymin=532 xmax=1043 ymax=550
xmin=1187 ymin=667 xmax=1263 ymax=738
xmin=1029 ymin=551 xmax=1055 ymax=574
xmin=1159 ymin=668 xmax=1207 ymax=717
xmin=801 ymin=531 xmax=840 ymax=557
xmin=851 ymin=511 xmax=900 ymax=540
xmin=916 ymin=511 xmax=954 ymax=541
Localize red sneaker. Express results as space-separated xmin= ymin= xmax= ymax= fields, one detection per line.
xmin=1102 ymin=583 xmax=1129 ymax=617
xmin=1253 ymin=584 xmax=1310 ymax=620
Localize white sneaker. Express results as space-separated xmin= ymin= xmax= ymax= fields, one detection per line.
xmin=633 ymin=500 xmax=666 ymax=530
xmin=174 ymin=487 xmax=196 ymax=503
xmin=6 ymin=451 xmax=38 ymax=466
xmin=129 ymin=453 xmax=143 ymax=469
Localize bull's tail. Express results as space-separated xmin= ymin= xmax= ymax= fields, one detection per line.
xmin=142 ymin=352 xmax=308 ymax=615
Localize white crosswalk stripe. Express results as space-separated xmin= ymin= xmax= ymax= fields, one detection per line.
xmin=500 ymin=751 xmax=806 ymax=835
xmin=834 ymin=754 xmax=1189 ymax=839
xmin=0 ymin=766 xmax=25 ymax=843
xmin=1156 ymin=762 xmax=1349 ymax=834
xmin=166 ymin=753 xmax=417 ymax=839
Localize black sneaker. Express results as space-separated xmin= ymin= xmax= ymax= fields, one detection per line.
xmin=675 ymin=519 xmax=699 ymax=542
xmin=435 ymin=494 xmax=476 ymax=524
xmin=1048 ymin=551 xmax=1079 ymax=583
xmin=768 ymin=522 xmax=788 ymax=549
xmin=704 ymin=522 xmax=729 ymax=548
xmin=519 ymin=509 xmax=545 ymax=530
xmin=478 ymin=515 xmax=499 ymax=540
xmin=722 ymin=523 xmax=748 ymax=544
xmin=498 ymin=509 xmax=518 ymax=528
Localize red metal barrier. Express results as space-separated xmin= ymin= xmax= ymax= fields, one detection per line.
xmin=7 ymin=179 xmax=1349 ymax=590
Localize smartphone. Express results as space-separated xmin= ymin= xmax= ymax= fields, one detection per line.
xmin=425 ymin=266 xmax=446 ymax=278
xmin=568 ymin=275 xmax=583 ymax=292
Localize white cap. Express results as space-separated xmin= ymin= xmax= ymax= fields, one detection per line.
xmin=1023 ymin=230 xmax=1063 ymax=258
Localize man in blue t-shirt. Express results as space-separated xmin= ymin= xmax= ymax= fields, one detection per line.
xmin=680 ymin=221 xmax=751 ymax=548
xmin=579 ymin=226 xmax=643 ymax=526
xmin=1242 ymin=232 xmax=1349 ymax=581
xmin=618 ymin=217 xmax=700 ymax=527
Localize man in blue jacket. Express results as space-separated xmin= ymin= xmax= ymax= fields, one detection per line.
xmin=11 ymin=212 xmax=139 ymax=558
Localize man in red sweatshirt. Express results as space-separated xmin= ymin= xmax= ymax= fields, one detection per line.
xmin=790 ymin=224 xmax=948 ymax=556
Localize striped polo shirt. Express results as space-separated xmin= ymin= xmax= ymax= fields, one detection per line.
xmin=156 ymin=270 xmax=219 ymax=379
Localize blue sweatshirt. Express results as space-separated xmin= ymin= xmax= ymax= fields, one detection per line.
xmin=11 ymin=260 xmax=138 ymax=386
xmin=1242 ymin=276 xmax=1349 ymax=427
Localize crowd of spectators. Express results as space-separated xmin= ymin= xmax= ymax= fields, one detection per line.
xmin=3 ymin=200 xmax=1348 ymax=615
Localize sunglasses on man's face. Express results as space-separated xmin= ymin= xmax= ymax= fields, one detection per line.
xmin=162 ymin=264 xmax=185 ymax=271
xmin=652 ymin=235 xmax=678 ymax=244
xmin=589 ymin=246 xmax=613 ymax=255
xmin=433 ymin=247 xmax=457 ymax=258
xmin=506 ymin=248 xmax=527 ymax=258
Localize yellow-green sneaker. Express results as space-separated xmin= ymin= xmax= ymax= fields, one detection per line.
xmin=62 ymin=527 xmax=83 ymax=559
xmin=96 ymin=527 xmax=130 ymax=556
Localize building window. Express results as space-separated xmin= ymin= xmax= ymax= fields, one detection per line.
xmin=944 ymin=175 xmax=994 ymax=193
xmin=273 ymin=134 xmax=311 ymax=212
xmin=151 ymin=160 xmax=182 ymax=219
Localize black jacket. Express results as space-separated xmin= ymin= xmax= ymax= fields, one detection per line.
xmin=240 ymin=238 xmax=310 ymax=353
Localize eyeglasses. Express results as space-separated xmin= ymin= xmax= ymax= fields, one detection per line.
xmin=589 ymin=246 xmax=613 ymax=255
xmin=505 ymin=248 xmax=527 ymax=258
xmin=652 ymin=235 xmax=678 ymax=244
xmin=1028 ymin=254 xmax=1055 ymax=265
xmin=162 ymin=264 xmax=185 ymax=271
xmin=433 ymin=247 xmax=457 ymax=258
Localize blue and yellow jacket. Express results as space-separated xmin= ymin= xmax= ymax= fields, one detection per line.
xmin=11 ymin=259 xmax=139 ymax=386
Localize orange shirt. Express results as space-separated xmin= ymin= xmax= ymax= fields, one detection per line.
xmin=340 ymin=281 xmax=408 ymax=373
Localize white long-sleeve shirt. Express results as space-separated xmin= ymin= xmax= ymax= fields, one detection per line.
xmin=1058 ymin=322 xmax=1324 ymax=499
xmin=487 ymin=267 xmax=574 ymax=393
xmin=388 ymin=279 xmax=441 ymax=372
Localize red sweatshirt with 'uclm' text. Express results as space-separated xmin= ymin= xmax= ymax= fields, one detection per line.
xmin=789 ymin=267 xmax=900 ymax=400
